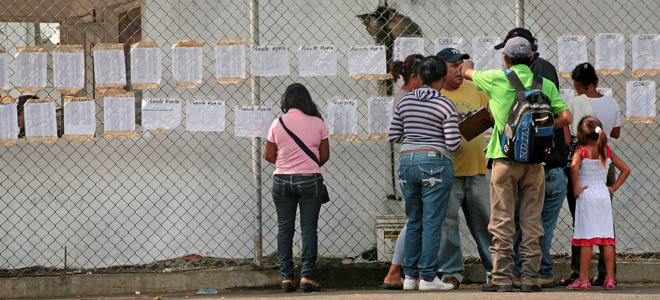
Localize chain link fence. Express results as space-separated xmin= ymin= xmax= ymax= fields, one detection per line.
xmin=0 ymin=0 xmax=658 ymax=273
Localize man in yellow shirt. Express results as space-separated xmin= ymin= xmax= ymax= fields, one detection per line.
xmin=435 ymin=48 xmax=493 ymax=288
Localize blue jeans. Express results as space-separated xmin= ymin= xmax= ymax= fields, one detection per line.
xmin=437 ymin=174 xmax=493 ymax=283
xmin=398 ymin=151 xmax=453 ymax=281
xmin=272 ymin=174 xmax=323 ymax=281
xmin=513 ymin=167 xmax=567 ymax=279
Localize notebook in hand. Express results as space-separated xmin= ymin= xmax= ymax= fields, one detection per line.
xmin=459 ymin=107 xmax=494 ymax=141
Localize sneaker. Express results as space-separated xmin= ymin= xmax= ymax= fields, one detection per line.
xmin=481 ymin=282 xmax=513 ymax=292
xmin=403 ymin=276 xmax=418 ymax=291
xmin=538 ymin=277 xmax=557 ymax=288
xmin=442 ymin=276 xmax=460 ymax=289
xmin=419 ymin=276 xmax=454 ymax=291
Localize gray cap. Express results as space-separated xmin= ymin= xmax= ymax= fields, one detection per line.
xmin=502 ymin=36 xmax=531 ymax=57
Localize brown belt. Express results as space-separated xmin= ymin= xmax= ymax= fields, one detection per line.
xmin=400 ymin=148 xmax=440 ymax=154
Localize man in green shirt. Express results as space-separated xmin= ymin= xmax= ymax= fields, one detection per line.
xmin=459 ymin=37 xmax=572 ymax=292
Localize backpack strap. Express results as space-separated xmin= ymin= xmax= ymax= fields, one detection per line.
xmin=531 ymin=75 xmax=544 ymax=90
xmin=505 ymin=70 xmax=526 ymax=92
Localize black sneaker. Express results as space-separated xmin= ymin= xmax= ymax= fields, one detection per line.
xmin=481 ymin=282 xmax=513 ymax=292
xmin=520 ymin=284 xmax=542 ymax=292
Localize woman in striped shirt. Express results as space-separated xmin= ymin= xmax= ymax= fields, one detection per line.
xmin=389 ymin=55 xmax=462 ymax=291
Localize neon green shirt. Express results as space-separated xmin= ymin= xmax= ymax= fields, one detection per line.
xmin=472 ymin=64 xmax=568 ymax=159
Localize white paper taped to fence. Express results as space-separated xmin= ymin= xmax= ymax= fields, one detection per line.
xmin=557 ymin=35 xmax=587 ymax=77
xmin=626 ymin=81 xmax=656 ymax=123
xmin=632 ymin=34 xmax=660 ymax=77
xmin=0 ymin=50 xmax=9 ymax=93
xmin=535 ymin=36 xmax=547 ymax=59
xmin=328 ymin=99 xmax=361 ymax=141
xmin=172 ymin=40 xmax=204 ymax=88
xmin=394 ymin=37 xmax=424 ymax=61
xmin=0 ymin=99 xmax=17 ymax=145
xmin=142 ymin=98 xmax=182 ymax=131
xmin=130 ymin=42 xmax=161 ymax=89
xmin=234 ymin=106 xmax=273 ymax=138
xmin=25 ymin=100 xmax=57 ymax=143
xmin=596 ymin=87 xmax=613 ymax=98
xmin=103 ymin=92 xmax=137 ymax=138
xmin=367 ymin=97 xmax=393 ymax=141
xmin=53 ymin=45 xmax=84 ymax=94
xmin=186 ymin=100 xmax=225 ymax=132
xmin=348 ymin=46 xmax=389 ymax=80
xmin=299 ymin=45 xmax=337 ymax=77
xmin=251 ymin=46 xmax=289 ymax=77
xmin=63 ymin=97 xmax=95 ymax=140
xmin=15 ymin=47 xmax=47 ymax=94
xmin=93 ymin=44 xmax=126 ymax=89
xmin=595 ymin=33 xmax=625 ymax=75
xmin=434 ymin=37 xmax=465 ymax=54
xmin=472 ymin=37 xmax=502 ymax=70
xmin=215 ymin=40 xmax=246 ymax=83
xmin=559 ymin=89 xmax=575 ymax=101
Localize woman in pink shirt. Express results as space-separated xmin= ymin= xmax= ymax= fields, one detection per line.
xmin=264 ymin=83 xmax=330 ymax=293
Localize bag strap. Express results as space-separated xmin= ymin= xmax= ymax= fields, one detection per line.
xmin=531 ymin=74 xmax=544 ymax=90
xmin=505 ymin=70 xmax=526 ymax=92
xmin=279 ymin=117 xmax=321 ymax=166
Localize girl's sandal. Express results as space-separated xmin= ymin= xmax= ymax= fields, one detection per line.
xmin=567 ymin=279 xmax=592 ymax=291
xmin=603 ymin=279 xmax=616 ymax=290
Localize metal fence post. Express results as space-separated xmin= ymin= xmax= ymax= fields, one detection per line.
xmin=515 ymin=0 xmax=525 ymax=27
xmin=250 ymin=0 xmax=263 ymax=268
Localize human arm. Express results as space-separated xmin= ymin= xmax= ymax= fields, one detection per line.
xmin=554 ymin=109 xmax=572 ymax=129
xmin=610 ymin=126 xmax=621 ymax=139
xmin=264 ymin=141 xmax=277 ymax=164
xmin=607 ymin=150 xmax=630 ymax=194
xmin=443 ymin=110 xmax=462 ymax=152
xmin=562 ymin=126 xmax=571 ymax=146
xmin=459 ymin=60 xmax=475 ymax=81
xmin=319 ymin=138 xmax=330 ymax=166
xmin=570 ymin=148 xmax=587 ymax=198
xmin=388 ymin=102 xmax=404 ymax=143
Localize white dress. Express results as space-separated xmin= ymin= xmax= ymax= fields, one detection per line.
xmin=572 ymin=146 xmax=616 ymax=246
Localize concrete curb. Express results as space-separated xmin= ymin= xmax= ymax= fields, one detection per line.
xmin=2 ymin=262 xmax=659 ymax=298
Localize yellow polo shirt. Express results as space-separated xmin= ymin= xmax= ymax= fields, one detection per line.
xmin=442 ymin=80 xmax=488 ymax=177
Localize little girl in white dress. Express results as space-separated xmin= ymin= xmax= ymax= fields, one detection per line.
xmin=568 ymin=116 xmax=630 ymax=291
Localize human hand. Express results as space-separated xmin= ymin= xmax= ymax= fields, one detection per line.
xmin=607 ymin=186 xmax=616 ymax=195
xmin=575 ymin=186 xmax=588 ymax=198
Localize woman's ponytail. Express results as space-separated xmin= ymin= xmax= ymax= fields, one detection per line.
xmin=596 ymin=126 xmax=608 ymax=168
xmin=390 ymin=60 xmax=404 ymax=83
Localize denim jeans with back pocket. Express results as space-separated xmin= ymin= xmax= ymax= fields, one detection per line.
xmin=398 ymin=151 xmax=453 ymax=282
xmin=272 ymin=174 xmax=323 ymax=281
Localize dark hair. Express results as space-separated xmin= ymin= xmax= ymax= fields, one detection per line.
xmin=504 ymin=54 xmax=531 ymax=66
xmin=418 ymin=56 xmax=447 ymax=85
xmin=390 ymin=54 xmax=424 ymax=84
xmin=571 ymin=62 xmax=598 ymax=87
xmin=17 ymin=95 xmax=38 ymax=112
xmin=281 ymin=83 xmax=322 ymax=119
xmin=577 ymin=115 xmax=608 ymax=168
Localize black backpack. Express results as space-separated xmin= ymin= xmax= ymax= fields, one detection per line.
xmin=500 ymin=71 xmax=555 ymax=164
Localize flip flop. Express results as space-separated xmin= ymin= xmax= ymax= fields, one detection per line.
xmin=381 ymin=282 xmax=403 ymax=290
xmin=301 ymin=282 xmax=321 ymax=292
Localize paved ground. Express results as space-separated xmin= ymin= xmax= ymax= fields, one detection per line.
xmin=51 ymin=284 xmax=660 ymax=300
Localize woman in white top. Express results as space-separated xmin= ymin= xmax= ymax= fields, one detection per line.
xmin=560 ymin=62 xmax=621 ymax=286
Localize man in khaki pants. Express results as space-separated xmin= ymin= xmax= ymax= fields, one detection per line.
xmin=460 ymin=37 xmax=572 ymax=292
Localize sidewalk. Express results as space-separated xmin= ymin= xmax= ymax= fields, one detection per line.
xmin=52 ymin=285 xmax=660 ymax=300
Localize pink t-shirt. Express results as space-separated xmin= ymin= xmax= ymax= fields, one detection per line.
xmin=267 ymin=108 xmax=329 ymax=174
